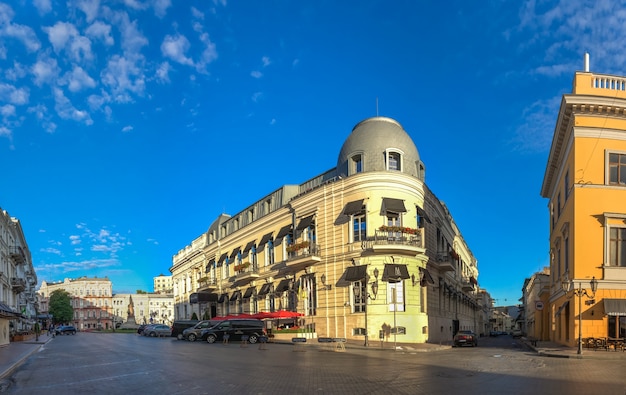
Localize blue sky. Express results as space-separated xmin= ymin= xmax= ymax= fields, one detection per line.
xmin=2 ymin=0 xmax=624 ymax=304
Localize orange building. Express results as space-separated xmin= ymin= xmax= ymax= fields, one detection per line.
xmin=541 ymin=54 xmax=626 ymax=352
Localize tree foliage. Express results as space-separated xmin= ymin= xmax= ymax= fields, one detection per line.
xmin=49 ymin=289 xmax=73 ymax=324
xmin=191 ymin=312 xmax=198 ymax=320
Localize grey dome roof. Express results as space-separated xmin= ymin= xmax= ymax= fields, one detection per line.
xmin=336 ymin=117 xmax=422 ymax=178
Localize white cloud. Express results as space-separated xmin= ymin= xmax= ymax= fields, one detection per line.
xmin=32 ymin=56 xmax=60 ymax=86
xmin=85 ymin=21 xmax=114 ymax=46
xmin=161 ymin=34 xmax=194 ymax=66
xmin=251 ymin=92 xmax=262 ymax=102
xmin=197 ymin=32 xmax=217 ymax=71
xmin=0 ymin=126 xmax=11 ymax=138
xmin=250 ymin=70 xmax=262 ymax=79
xmin=101 ymin=54 xmax=146 ymax=103
xmin=44 ymin=22 xmax=79 ymax=52
xmin=262 ymin=56 xmax=271 ymax=67
xmin=122 ymin=125 xmax=133 ymax=132
xmin=1 ymin=104 xmax=15 ymax=117
xmin=76 ymin=0 xmax=101 ymax=23
xmin=53 ymin=87 xmax=93 ymax=125
xmin=70 ymin=235 xmax=81 ymax=245
xmin=64 ymin=66 xmax=97 ymax=92
xmin=33 ymin=0 xmax=52 ymax=15
xmin=511 ymin=97 xmax=561 ymax=153
xmin=0 ymin=83 xmax=29 ymax=105
xmin=155 ymin=62 xmax=171 ymax=83
xmin=191 ymin=6 xmax=204 ymax=20
xmin=0 ymin=4 xmax=41 ymax=52
xmin=153 ymin=0 xmax=171 ymax=18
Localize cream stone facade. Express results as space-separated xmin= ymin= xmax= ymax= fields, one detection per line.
xmin=112 ymin=293 xmax=174 ymax=326
xmin=153 ymin=274 xmax=173 ymax=294
xmin=171 ymin=117 xmax=483 ymax=345
xmin=541 ymin=57 xmax=626 ymax=347
xmin=0 ymin=208 xmax=38 ymax=346
xmin=38 ymin=277 xmax=113 ymax=330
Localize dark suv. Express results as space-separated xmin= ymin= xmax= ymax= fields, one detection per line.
xmin=171 ymin=320 xmax=199 ymax=340
xmin=201 ymin=319 xmax=265 ymax=344
xmin=182 ymin=320 xmax=222 ymax=342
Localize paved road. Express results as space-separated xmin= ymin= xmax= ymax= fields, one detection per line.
xmin=1 ymin=333 xmax=625 ymax=394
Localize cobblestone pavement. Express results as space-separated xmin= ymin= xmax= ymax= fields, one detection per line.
xmin=0 ymin=333 xmax=624 ymax=394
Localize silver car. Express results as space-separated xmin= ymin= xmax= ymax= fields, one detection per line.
xmin=182 ymin=320 xmax=221 ymax=342
xmin=142 ymin=324 xmax=171 ymax=337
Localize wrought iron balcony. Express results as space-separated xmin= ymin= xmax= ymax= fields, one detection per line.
xmin=432 ymin=253 xmax=456 ymax=272
xmin=9 ymin=246 xmax=26 ymax=265
xmin=462 ymin=280 xmax=474 ymax=292
xmin=11 ymin=277 xmax=26 ymax=292
xmin=285 ymin=241 xmax=322 ymax=270
xmin=361 ymin=230 xmax=424 ymax=255
xmin=233 ymin=263 xmax=261 ymax=286
xmin=197 ymin=277 xmax=218 ymax=292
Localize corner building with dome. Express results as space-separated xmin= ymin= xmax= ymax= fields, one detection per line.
xmin=171 ymin=116 xmax=487 ymax=345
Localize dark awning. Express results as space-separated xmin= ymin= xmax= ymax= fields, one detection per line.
xmin=205 ymin=259 xmax=216 ymax=272
xmin=603 ymin=299 xmax=626 ymax=316
xmin=230 ymin=247 xmax=241 ymax=260
xmin=381 ymin=198 xmax=407 ymax=216
xmin=343 ymin=199 xmax=365 ymax=216
xmin=243 ymin=287 xmax=256 ymax=298
xmin=344 ymin=265 xmax=368 ymax=282
xmin=0 ymin=303 xmax=19 ymax=318
xmin=416 ymin=206 xmax=432 ymax=223
xmin=275 ymin=224 xmax=292 ymax=245
xmin=382 ymin=264 xmax=410 ymax=283
xmin=257 ymin=232 xmax=273 ymax=251
xmin=217 ymin=294 xmax=228 ymax=303
xmin=217 ymin=253 xmax=228 ymax=266
xmin=296 ymin=215 xmax=315 ymax=230
xmin=257 ymin=283 xmax=272 ymax=296
xmin=419 ymin=267 xmax=435 ymax=286
xmin=230 ymin=290 xmax=242 ymax=301
xmin=242 ymin=241 xmax=256 ymax=258
xmin=190 ymin=292 xmax=218 ymax=304
xmin=275 ymin=279 xmax=291 ymax=293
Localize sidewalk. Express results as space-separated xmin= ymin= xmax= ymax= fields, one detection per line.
xmin=522 ymin=338 xmax=626 ymax=359
xmin=0 ymin=333 xmax=52 ymax=380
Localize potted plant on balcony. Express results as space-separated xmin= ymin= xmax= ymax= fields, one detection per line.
xmin=378 ymin=225 xmax=419 ymax=234
xmin=286 ymin=241 xmax=310 ymax=253
xmin=234 ymin=262 xmax=250 ymax=272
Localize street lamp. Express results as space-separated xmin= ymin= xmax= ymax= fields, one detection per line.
xmin=561 ymin=276 xmax=598 ymax=355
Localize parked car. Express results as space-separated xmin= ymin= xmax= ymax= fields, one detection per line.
xmin=512 ymin=329 xmax=523 ymax=338
xmin=137 ymin=324 xmax=147 ymax=335
xmin=201 ymin=319 xmax=265 ymax=344
xmin=453 ymin=330 xmax=478 ymax=347
xmin=182 ymin=320 xmax=222 ymax=342
xmin=171 ymin=320 xmax=199 ymax=340
xmin=142 ymin=324 xmax=172 ymax=337
xmin=55 ymin=325 xmax=77 ymax=335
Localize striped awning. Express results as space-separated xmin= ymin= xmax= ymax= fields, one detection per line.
xmin=603 ymin=299 xmax=626 ymax=316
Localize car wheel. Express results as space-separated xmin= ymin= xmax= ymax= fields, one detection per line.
xmin=206 ymin=334 xmax=216 ymax=344
xmin=149 ymin=332 xmax=156 ymax=337
xmin=188 ymin=333 xmax=197 ymax=342
xmin=248 ymin=335 xmax=258 ymax=344
xmin=72 ymin=332 xmax=76 ymax=335
xmin=177 ymin=333 xmax=184 ymax=340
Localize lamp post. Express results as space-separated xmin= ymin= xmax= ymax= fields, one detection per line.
xmin=561 ymin=276 xmax=598 ymax=355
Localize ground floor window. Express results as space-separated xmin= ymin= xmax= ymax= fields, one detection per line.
xmin=608 ymin=315 xmax=626 ymax=338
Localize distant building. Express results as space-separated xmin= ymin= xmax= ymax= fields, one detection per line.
xmin=38 ymin=277 xmax=112 ymax=330
xmin=541 ymin=54 xmax=626 ymax=346
xmin=0 ymin=208 xmax=38 ymax=345
xmin=522 ymin=268 xmax=550 ymax=340
xmin=153 ymin=274 xmax=173 ymax=294
xmin=112 ymin=293 xmax=174 ymax=326
xmin=171 ymin=116 xmax=484 ymax=345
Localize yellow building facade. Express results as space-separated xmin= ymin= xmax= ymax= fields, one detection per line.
xmin=542 ymin=61 xmax=626 ymax=348
xmin=171 ymin=117 xmax=481 ymax=345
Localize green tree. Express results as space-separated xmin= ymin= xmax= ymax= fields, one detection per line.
xmin=191 ymin=312 xmax=198 ymax=320
xmin=49 ymin=289 xmax=73 ymax=324
xmin=136 ymin=290 xmax=147 ymax=294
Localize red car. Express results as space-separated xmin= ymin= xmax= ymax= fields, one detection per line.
xmin=454 ymin=330 xmax=478 ymax=347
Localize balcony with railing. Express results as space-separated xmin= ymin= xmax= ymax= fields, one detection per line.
xmin=432 ymin=252 xmax=456 ymax=272
xmin=197 ymin=277 xmax=218 ymax=292
xmin=11 ymin=277 xmax=26 ymax=292
xmin=233 ymin=262 xmax=261 ymax=285
xmin=361 ymin=227 xmax=424 ymax=255
xmin=285 ymin=241 xmax=322 ymax=270
xmin=9 ymin=246 xmax=26 ymax=265
xmin=462 ymin=278 xmax=474 ymax=292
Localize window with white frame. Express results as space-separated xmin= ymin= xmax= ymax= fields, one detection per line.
xmin=385 ymin=150 xmax=402 ymax=171
xmin=351 ymin=153 xmax=363 ymax=174
xmin=609 ymin=226 xmax=626 ymax=267
xmin=266 ymin=240 xmax=275 ymax=266
xmin=353 ymin=213 xmax=367 ymax=242
xmin=352 ymin=280 xmax=366 ymax=313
